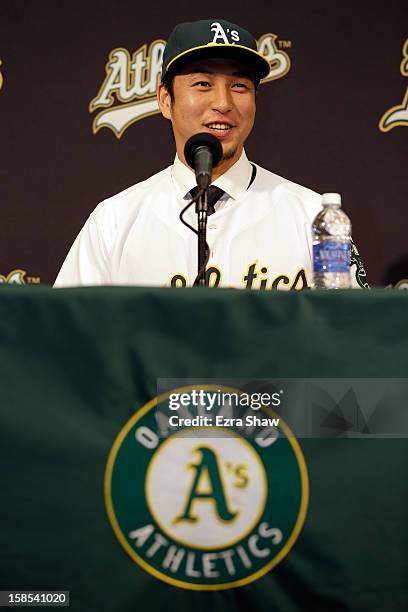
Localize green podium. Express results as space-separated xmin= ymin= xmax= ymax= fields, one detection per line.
xmin=0 ymin=286 xmax=407 ymax=611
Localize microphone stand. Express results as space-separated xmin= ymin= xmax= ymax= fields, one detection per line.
xmin=183 ymin=134 xmax=222 ymax=287
xmin=195 ymin=189 xmax=209 ymax=286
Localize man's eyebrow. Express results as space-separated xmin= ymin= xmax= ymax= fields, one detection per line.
xmin=185 ymin=68 xmax=253 ymax=78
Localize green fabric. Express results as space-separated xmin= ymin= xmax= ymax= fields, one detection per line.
xmin=0 ymin=286 xmax=407 ymax=611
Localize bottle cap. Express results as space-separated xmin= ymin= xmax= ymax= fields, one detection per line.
xmin=322 ymin=192 xmax=342 ymax=206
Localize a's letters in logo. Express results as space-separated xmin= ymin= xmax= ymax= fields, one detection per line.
xmin=210 ymin=22 xmax=240 ymax=45
xmin=379 ymin=39 xmax=408 ymax=132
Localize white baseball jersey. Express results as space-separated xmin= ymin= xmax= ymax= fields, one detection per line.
xmin=54 ymin=151 xmax=365 ymax=289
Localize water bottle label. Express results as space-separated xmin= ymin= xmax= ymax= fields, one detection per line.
xmin=313 ymin=241 xmax=351 ymax=273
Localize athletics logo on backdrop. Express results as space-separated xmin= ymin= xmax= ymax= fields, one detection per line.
xmin=379 ymin=38 xmax=408 ymax=132
xmin=105 ymin=386 xmax=308 ymax=589
xmin=0 ymin=269 xmax=40 ymax=284
xmin=90 ymin=24 xmax=292 ymax=138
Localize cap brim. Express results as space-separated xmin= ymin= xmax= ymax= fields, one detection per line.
xmin=163 ymin=44 xmax=271 ymax=82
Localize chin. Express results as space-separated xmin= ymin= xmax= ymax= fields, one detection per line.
xmin=221 ymin=147 xmax=239 ymax=163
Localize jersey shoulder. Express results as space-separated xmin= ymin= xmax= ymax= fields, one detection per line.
xmin=91 ymin=166 xmax=172 ymax=221
xmin=253 ymin=163 xmax=322 ymax=221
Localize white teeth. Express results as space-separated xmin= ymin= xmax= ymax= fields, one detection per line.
xmin=207 ymin=123 xmax=231 ymax=130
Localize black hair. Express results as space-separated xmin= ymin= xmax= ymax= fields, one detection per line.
xmin=162 ymin=75 xmax=175 ymax=102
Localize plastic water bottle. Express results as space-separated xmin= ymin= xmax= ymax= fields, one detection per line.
xmin=312 ymin=193 xmax=352 ymax=289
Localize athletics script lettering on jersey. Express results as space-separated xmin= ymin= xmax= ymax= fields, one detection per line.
xmin=379 ymin=38 xmax=408 ymax=132
xmin=105 ymin=386 xmax=309 ymax=589
xmin=169 ymin=264 xmax=309 ymax=290
xmin=90 ymin=23 xmax=292 ymax=138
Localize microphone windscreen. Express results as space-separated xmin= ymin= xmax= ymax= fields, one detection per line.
xmin=184 ymin=133 xmax=223 ymax=170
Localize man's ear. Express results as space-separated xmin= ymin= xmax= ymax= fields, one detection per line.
xmin=157 ymin=83 xmax=172 ymax=120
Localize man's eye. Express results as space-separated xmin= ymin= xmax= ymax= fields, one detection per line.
xmin=193 ymin=81 xmax=211 ymax=87
xmin=233 ymin=82 xmax=249 ymax=89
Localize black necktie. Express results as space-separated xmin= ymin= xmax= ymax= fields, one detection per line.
xmin=189 ymin=185 xmax=225 ymax=216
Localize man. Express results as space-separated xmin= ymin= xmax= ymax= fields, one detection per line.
xmin=54 ymin=19 xmax=368 ymax=289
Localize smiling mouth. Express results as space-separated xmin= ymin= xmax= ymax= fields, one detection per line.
xmin=205 ymin=122 xmax=235 ymax=132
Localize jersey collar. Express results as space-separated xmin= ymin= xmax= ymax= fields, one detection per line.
xmin=172 ymin=149 xmax=252 ymax=200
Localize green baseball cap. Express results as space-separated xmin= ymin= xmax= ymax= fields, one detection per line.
xmin=161 ymin=19 xmax=271 ymax=84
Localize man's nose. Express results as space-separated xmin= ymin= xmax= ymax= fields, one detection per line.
xmin=211 ymin=84 xmax=233 ymax=114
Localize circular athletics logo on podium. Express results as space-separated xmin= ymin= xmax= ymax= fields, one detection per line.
xmin=105 ymin=387 xmax=309 ymax=590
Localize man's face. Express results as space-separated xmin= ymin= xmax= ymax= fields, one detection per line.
xmin=158 ymin=57 xmax=256 ymax=177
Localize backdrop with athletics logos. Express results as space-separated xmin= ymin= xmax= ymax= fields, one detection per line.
xmin=0 ymin=0 xmax=407 ymax=286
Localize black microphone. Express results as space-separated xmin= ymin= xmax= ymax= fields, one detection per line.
xmin=184 ymin=133 xmax=223 ymax=190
